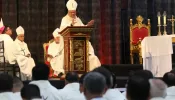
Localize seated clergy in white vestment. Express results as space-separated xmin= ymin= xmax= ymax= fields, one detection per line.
xmin=0 ymin=73 xmax=21 ymax=100
xmin=149 ymin=79 xmax=167 ymax=100
xmin=47 ymin=28 xmax=64 ymax=76
xmin=60 ymin=0 xmax=101 ymax=71
xmin=57 ymin=72 xmax=85 ymax=100
xmin=13 ymin=26 xmax=35 ymax=79
xmin=0 ymin=26 xmax=16 ymax=64
xmin=30 ymin=63 xmax=61 ymax=100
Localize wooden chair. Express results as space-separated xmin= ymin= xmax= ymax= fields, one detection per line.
xmin=0 ymin=41 xmax=6 ymax=73
xmin=0 ymin=41 xmax=21 ymax=78
xmin=130 ymin=15 xmax=151 ymax=64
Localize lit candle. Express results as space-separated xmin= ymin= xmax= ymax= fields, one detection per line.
xmin=164 ymin=15 xmax=166 ymax=25
xmin=157 ymin=12 xmax=161 ymax=25
xmin=163 ymin=11 xmax=166 ymax=25
xmin=158 ymin=16 xmax=160 ymax=25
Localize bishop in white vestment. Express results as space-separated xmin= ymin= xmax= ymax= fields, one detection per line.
xmin=60 ymin=0 xmax=101 ymax=71
xmin=47 ymin=28 xmax=64 ymax=75
xmin=13 ymin=26 xmax=35 ymax=78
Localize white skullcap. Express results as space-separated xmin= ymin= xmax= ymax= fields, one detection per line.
xmin=66 ymin=0 xmax=78 ymax=10
xmin=16 ymin=26 xmax=25 ymax=35
xmin=52 ymin=28 xmax=61 ymax=38
xmin=0 ymin=18 xmax=4 ymax=28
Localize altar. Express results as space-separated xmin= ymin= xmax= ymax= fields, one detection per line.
xmin=141 ymin=35 xmax=175 ymax=77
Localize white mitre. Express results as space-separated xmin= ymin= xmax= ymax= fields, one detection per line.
xmin=16 ymin=26 xmax=25 ymax=35
xmin=52 ymin=28 xmax=61 ymax=38
xmin=66 ymin=0 xmax=78 ymax=10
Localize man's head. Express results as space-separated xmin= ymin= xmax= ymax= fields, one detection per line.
xmin=16 ymin=26 xmax=25 ymax=42
xmin=21 ymin=84 xmax=41 ymax=100
xmin=68 ymin=10 xmax=76 ymax=18
xmin=83 ymin=72 xmax=106 ymax=100
xmin=0 ymin=73 xmax=13 ymax=93
xmin=133 ymin=70 xmax=153 ymax=80
xmin=149 ymin=79 xmax=167 ymax=98
xmin=32 ymin=63 xmax=49 ymax=80
xmin=66 ymin=0 xmax=77 ymax=18
xmin=12 ymin=77 xmax=24 ymax=93
xmin=52 ymin=28 xmax=61 ymax=44
xmin=2 ymin=26 xmax=12 ymax=36
xmin=79 ymin=73 xmax=87 ymax=93
xmin=65 ymin=72 xmax=79 ymax=85
xmin=92 ymin=67 xmax=113 ymax=89
xmin=163 ymin=72 xmax=175 ymax=87
xmin=126 ymin=75 xmax=150 ymax=100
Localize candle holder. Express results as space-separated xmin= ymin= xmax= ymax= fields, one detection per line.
xmin=157 ymin=24 xmax=161 ymax=36
xmin=157 ymin=12 xmax=161 ymax=36
xmin=163 ymin=11 xmax=167 ymax=35
xmin=163 ymin=24 xmax=167 ymax=35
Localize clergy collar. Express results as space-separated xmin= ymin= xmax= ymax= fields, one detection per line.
xmin=30 ymin=80 xmax=51 ymax=88
xmin=63 ymin=82 xmax=80 ymax=90
xmin=91 ymin=97 xmax=104 ymax=100
xmin=0 ymin=92 xmax=14 ymax=94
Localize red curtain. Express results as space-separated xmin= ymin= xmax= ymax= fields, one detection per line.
xmin=92 ymin=0 xmax=121 ymax=64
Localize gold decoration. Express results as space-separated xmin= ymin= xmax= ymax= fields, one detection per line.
xmin=168 ymin=15 xmax=175 ymax=35
xmin=72 ymin=40 xmax=85 ymax=71
xmin=130 ymin=15 xmax=150 ymax=64
xmin=74 ymin=33 xmax=86 ymax=35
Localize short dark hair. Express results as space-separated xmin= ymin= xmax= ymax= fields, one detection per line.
xmin=84 ymin=72 xmax=106 ymax=94
xmin=163 ymin=72 xmax=175 ymax=87
xmin=32 ymin=63 xmax=49 ymax=80
xmin=79 ymin=73 xmax=87 ymax=84
xmin=65 ymin=72 xmax=79 ymax=83
xmin=93 ymin=67 xmax=113 ymax=88
xmin=133 ymin=70 xmax=153 ymax=80
xmin=21 ymin=84 xmax=41 ymax=99
xmin=0 ymin=73 xmax=13 ymax=92
xmin=127 ymin=75 xmax=150 ymax=100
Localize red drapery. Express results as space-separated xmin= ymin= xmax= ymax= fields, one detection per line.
xmin=94 ymin=0 xmax=121 ymax=64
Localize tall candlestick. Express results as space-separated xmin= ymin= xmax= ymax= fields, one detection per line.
xmin=163 ymin=11 xmax=167 ymax=25
xmin=158 ymin=16 xmax=161 ymax=25
xmin=163 ymin=11 xmax=167 ymax=35
xmin=157 ymin=12 xmax=161 ymax=35
xmin=164 ymin=16 xmax=166 ymax=25
xmin=157 ymin=12 xmax=161 ymax=25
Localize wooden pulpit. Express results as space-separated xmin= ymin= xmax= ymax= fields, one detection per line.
xmin=60 ymin=26 xmax=93 ymax=74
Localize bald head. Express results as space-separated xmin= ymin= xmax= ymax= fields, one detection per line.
xmin=149 ymin=79 xmax=167 ymax=98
